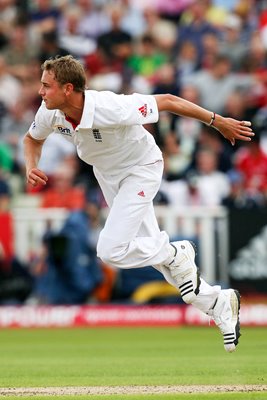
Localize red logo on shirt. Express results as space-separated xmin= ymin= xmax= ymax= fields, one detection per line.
xmin=138 ymin=104 xmax=147 ymax=117
xmin=138 ymin=190 xmax=145 ymax=197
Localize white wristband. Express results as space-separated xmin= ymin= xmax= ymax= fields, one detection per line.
xmin=208 ymin=112 xmax=216 ymax=126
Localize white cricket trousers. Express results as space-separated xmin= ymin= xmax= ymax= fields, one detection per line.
xmin=95 ymin=161 xmax=220 ymax=313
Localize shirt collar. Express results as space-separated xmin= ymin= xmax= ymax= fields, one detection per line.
xmin=55 ymin=90 xmax=95 ymax=129
xmin=79 ymin=90 xmax=95 ymax=129
xmin=55 ymin=108 xmax=65 ymax=118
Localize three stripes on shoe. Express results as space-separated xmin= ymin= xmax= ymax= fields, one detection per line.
xmin=179 ymin=280 xmax=194 ymax=298
xmin=223 ymin=332 xmax=236 ymax=345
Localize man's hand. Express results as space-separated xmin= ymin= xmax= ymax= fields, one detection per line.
xmin=213 ymin=115 xmax=254 ymax=146
xmin=27 ymin=168 xmax=48 ymax=187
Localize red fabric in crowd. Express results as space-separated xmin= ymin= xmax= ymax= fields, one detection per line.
xmin=0 ymin=212 xmax=14 ymax=266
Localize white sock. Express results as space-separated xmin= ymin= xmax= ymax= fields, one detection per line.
xmin=191 ymin=278 xmax=221 ymax=313
xmin=160 ymin=243 xmax=176 ymax=266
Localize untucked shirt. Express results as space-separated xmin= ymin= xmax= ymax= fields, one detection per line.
xmin=29 ymin=90 xmax=161 ymax=174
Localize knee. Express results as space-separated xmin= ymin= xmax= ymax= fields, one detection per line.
xmin=97 ymin=236 xmax=127 ymax=267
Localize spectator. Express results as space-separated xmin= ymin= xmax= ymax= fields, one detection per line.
xmin=156 ymin=0 xmax=192 ymax=21
xmin=73 ymin=0 xmax=111 ymax=40
xmin=234 ymin=133 xmax=267 ymax=199
xmin=191 ymin=125 xmax=233 ymax=173
xmin=0 ymin=60 xmax=40 ymax=149
xmin=142 ymin=6 xmax=164 ymax=36
xmin=224 ymin=90 xmax=252 ymax=122
xmin=28 ymin=0 xmax=62 ymax=41
xmin=185 ymin=146 xmax=231 ymax=206
xmin=0 ymin=141 xmax=13 ymax=173
xmin=219 ymin=13 xmax=248 ymax=71
xmin=174 ymin=84 xmax=202 ymax=157
xmin=127 ymin=34 xmax=167 ymax=80
xmin=242 ymin=32 xmax=267 ymax=108
xmin=0 ymin=0 xmax=17 ymax=41
xmin=0 ymin=176 xmax=32 ymax=304
xmin=152 ymin=62 xmax=180 ymax=144
xmin=200 ymin=31 xmax=220 ymax=70
xmin=252 ymin=104 xmax=267 ymax=153
xmin=1 ymin=59 xmax=42 ymax=178
xmin=175 ymin=40 xmax=199 ymax=85
xmin=37 ymin=30 xmax=69 ymax=65
xmin=2 ymin=22 xmax=38 ymax=82
xmin=119 ymin=0 xmax=147 ymax=38
xmin=153 ymin=63 xmax=180 ymax=97
xmin=148 ymin=17 xmax=177 ymax=57
xmin=244 ymin=31 xmax=267 ymax=73
xmin=0 ymin=177 xmax=12 ymax=251
xmin=161 ymin=139 xmax=230 ymax=207
xmin=28 ymin=209 xmax=103 ymax=305
xmin=162 ymin=132 xmax=191 ymax=181
xmin=222 ymin=168 xmax=264 ymax=209
xmin=84 ymin=45 xmax=112 ymax=78
xmin=205 ymin=0 xmax=229 ymax=28
xmin=177 ymin=0 xmax=220 ymax=64
xmin=212 ymin=0 xmax=239 ymax=12
xmin=0 ymin=55 xmax=22 ymax=111
xmin=187 ymin=54 xmax=254 ymax=114
xmin=234 ymin=0 xmax=259 ymax=43
xmin=1 ymin=80 xmax=38 ymax=143
xmin=97 ymin=4 xmax=133 ymax=70
xmin=57 ymin=5 xmax=96 ymax=58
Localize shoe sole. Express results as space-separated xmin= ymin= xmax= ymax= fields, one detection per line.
xmin=189 ymin=241 xmax=201 ymax=297
xmin=224 ymin=289 xmax=241 ymax=352
xmin=233 ymin=289 xmax=241 ymax=347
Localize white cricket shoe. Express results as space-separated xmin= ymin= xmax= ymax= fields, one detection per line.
xmin=166 ymin=240 xmax=200 ymax=304
xmin=208 ymin=289 xmax=241 ymax=352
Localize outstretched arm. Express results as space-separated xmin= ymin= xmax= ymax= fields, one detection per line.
xmin=154 ymin=94 xmax=254 ymax=146
xmin=23 ymin=132 xmax=48 ymax=187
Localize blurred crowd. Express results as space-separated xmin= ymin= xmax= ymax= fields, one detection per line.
xmin=1 ymin=0 xmax=267 ymax=305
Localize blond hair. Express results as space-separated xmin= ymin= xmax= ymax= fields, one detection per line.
xmin=41 ymin=55 xmax=86 ymax=92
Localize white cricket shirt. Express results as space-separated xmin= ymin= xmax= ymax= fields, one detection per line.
xmin=29 ymin=90 xmax=162 ymax=174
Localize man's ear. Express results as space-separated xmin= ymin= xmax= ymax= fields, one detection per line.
xmin=64 ymin=83 xmax=74 ymax=95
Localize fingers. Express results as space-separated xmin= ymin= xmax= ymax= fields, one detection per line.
xmin=242 ymin=121 xmax=251 ymax=127
xmin=30 ymin=178 xmax=47 ymax=187
xmin=235 ymin=133 xmax=254 ymax=142
xmin=229 ymin=134 xmax=251 ymax=146
xmin=223 ymin=118 xmax=255 ymax=146
xmin=228 ymin=122 xmax=254 ymax=145
xmin=28 ymin=169 xmax=48 ymax=187
xmin=29 ymin=176 xmax=47 ymax=186
xmin=238 ymin=121 xmax=255 ymax=139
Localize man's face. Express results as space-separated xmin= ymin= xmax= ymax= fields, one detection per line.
xmin=39 ymin=70 xmax=66 ymax=110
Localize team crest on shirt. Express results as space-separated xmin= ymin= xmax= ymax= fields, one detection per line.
xmin=54 ymin=125 xmax=72 ymax=136
xmin=92 ymin=129 xmax=102 ymax=142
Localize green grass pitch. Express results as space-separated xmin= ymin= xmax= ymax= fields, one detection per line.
xmin=0 ymin=326 xmax=266 ymax=399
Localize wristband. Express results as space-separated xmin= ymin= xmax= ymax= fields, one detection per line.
xmin=208 ymin=112 xmax=216 ymax=127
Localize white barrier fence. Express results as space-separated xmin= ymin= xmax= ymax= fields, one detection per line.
xmin=12 ymin=205 xmax=229 ymax=285
xmin=12 ymin=207 xmax=68 ymax=261
xmin=154 ymin=205 xmax=229 ymax=284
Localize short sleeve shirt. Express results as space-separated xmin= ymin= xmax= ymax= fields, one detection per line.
xmin=29 ymin=90 xmax=161 ymax=174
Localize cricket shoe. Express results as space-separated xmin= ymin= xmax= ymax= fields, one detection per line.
xmin=166 ymin=240 xmax=200 ymax=304
xmin=208 ymin=289 xmax=241 ymax=353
